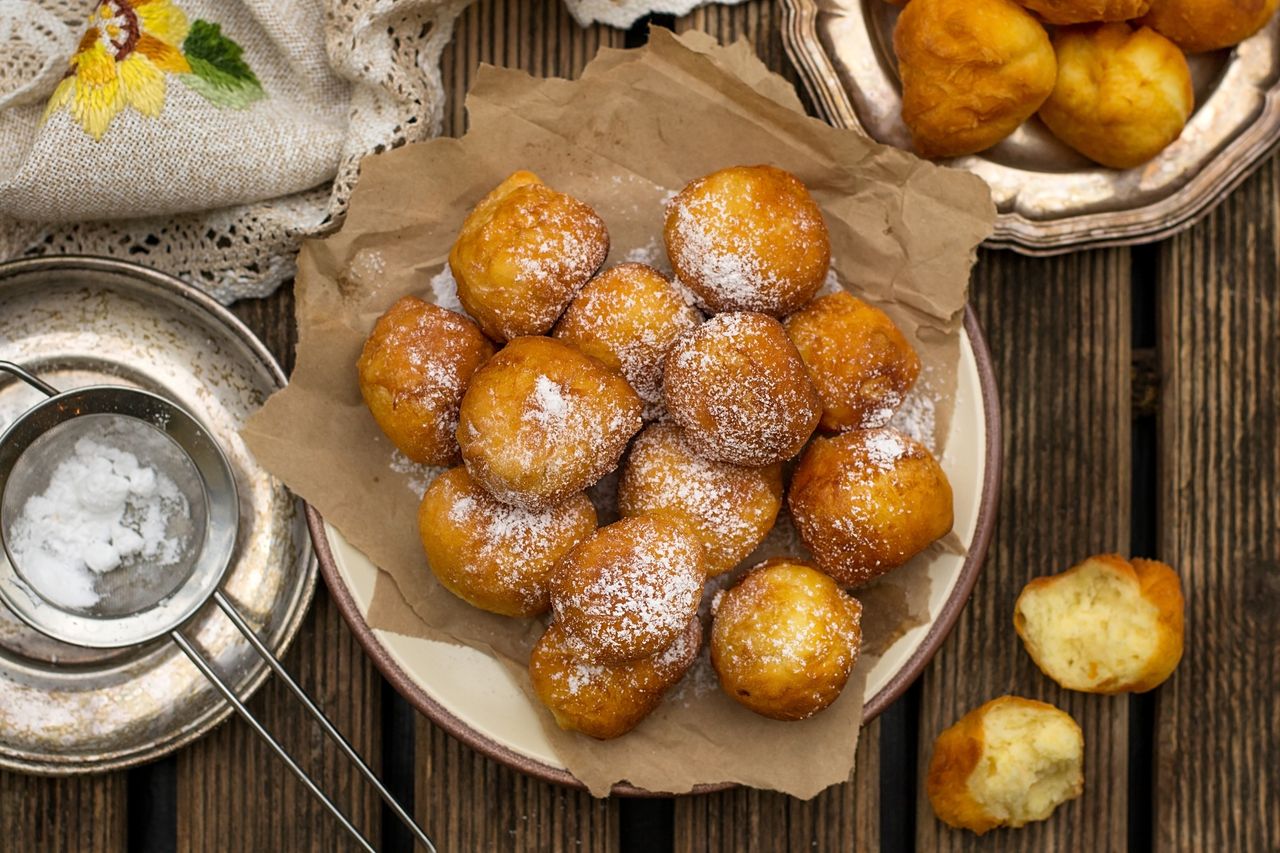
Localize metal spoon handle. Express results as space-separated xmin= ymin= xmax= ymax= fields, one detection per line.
xmin=212 ymin=591 xmax=435 ymax=851
xmin=0 ymin=361 xmax=58 ymax=397
xmin=170 ymin=630 xmax=377 ymax=853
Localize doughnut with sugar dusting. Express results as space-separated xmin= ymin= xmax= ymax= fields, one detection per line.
xmin=1141 ymin=0 xmax=1278 ymax=52
xmin=449 ymin=171 xmax=609 ymax=341
xmin=1015 ymin=0 xmax=1150 ymax=24
xmin=357 ymin=296 xmax=495 ymax=466
xmin=664 ymin=165 xmax=830 ymax=317
xmin=784 ymin=291 xmax=921 ymax=432
xmin=553 ymin=263 xmax=703 ymax=419
xmin=711 ymin=559 xmax=863 ymax=721
xmin=789 ymin=427 xmax=953 ymax=586
xmin=662 ymin=312 xmax=821 ymax=467
xmin=549 ymin=513 xmax=707 ymax=665
xmin=417 ymin=467 xmax=597 ymax=617
xmin=457 ymin=336 xmax=642 ymax=511
xmin=618 ymin=423 xmax=782 ymax=577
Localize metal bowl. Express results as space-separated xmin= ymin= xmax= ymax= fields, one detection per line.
xmin=781 ymin=0 xmax=1280 ymax=254
xmin=0 ymin=256 xmax=317 ymax=773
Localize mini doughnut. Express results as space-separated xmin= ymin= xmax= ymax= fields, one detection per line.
xmin=549 ymin=513 xmax=707 ymax=665
xmin=789 ymin=428 xmax=953 ymax=586
xmin=529 ymin=617 xmax=701 ymax=739
xmin=553 ymin=263 xmax=703 ymax=417
xmin=1014 ymin=554 xmax=1184 ymax=693
xmin=928 ymin=696 xmax=1084 ymax=834
xmin=357 ymin=296 xmax=495 ymax=466
xmin=457 ymin=336 xmax=642 ymax=511
xmin=664 ymin=165 xmax=830 ymax=316
xmin=895 ymin=0 xmax=1058 ymax=158
xmin=1015 ymin=0 xmax=1150 ymax=24
xmin=1039 ymin=24 xmax=1193 ymax=170
xmin=710 ymin=559 xmax=863 ymax=721
xmin=618 ymin=423 xmax=782 ymax=577
xmin=783 ymin=291 xmax=921 ymax=432
xmin=449 ymin=171 xmax=609 ymax=341
xmin=417 ymin=467 xmax=597 ymax=617
xmin=663 ymin=312 xmax=821 ymax=467
xmin=1141 ymin=0 xmax=1278 ymax=52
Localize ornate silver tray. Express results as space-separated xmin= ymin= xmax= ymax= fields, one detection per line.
xmin=781 ymin=0 xmax=1280 ymax=253
xmin=0 ymin=257 xmax=316 ymax=773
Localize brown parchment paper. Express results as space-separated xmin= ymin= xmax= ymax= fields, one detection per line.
xmin=243 ymin=28 xmax=995 ymax=799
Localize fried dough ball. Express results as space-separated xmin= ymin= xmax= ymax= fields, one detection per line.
xmin=530 ymin=617 xmax=701 ymax=739
xmin=927 ymin=696 xmax=1084 ymax=834
xmin=783 ymin=291 xmax=921 ymax=432
xmin=1015 ymin=0 xmax=1150 ymax=24
xmin=618 ymin=424 xmax=783 ymax=577
xmin=357 ymin=296 xmax=496 ymax=466
xmin=663 ymin=313 xmax=821 ymax=467
xmin=789 ymin=428 xmax=953 ymax=586
xmin=895 ymin=0 xmax=1058 ymax=159
xmin=417 ymin=467 xmax=597 ymax=617
xmin=1141 ymin=0 xmax=1278 ymax=53
xmin=552 ymin=263 xmax=703 ymax=417
xmin=1039 ymin=24 xmax=1193 ymax=170
xmin=457 ymin=336 xmax=642 ymax=511
xmin=664 ymin=165 xmax=830 ymax=317
xmin=710 ymin=560 xmax=863 ymax=721
xmin=1015 ymin=554 xmax=1184 ymax=693
xmin=549 ymin=513 xmax=707 ymax=665
xmin=449 ymin=171 xmax=609 ymax=341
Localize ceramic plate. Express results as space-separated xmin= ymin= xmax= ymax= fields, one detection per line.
xmin=780 ymin=0 xmax=1280 ymax=254
xmin=0 ymin=257 xmax=316 ymax=773
xmin=316 ymin=309 xmax=1001 ymax=794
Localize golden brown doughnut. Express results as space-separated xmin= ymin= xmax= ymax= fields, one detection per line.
xmin=549 ymin=513 xmax=707 ymax=665
xmin=417 ymin=467 xmax=597 ymax=617
xmin=618 ymin=423 xmax=782 ymax=577
xmin=710 ymin=559 xmax=863 ymax=721
xmin=663 ymin=312 xmax=821 ymax=467
xmin=1014 ymin=554 xmax=1184 ymax=693
xmin=457 ymin=336 xmax=642 ymax=511
xmin=1141 ymin=0 xmax=1278 ymax=52
xmin=788 ymin=428 xmax=953 ymax=586
xmin=1039 ymin=24 xmax=1193 ymax=169
xmin=357 ymin=296 xmax=495 ymax=466
xmin=449 ymin=171 xmax=609 ymax=341
xmin=664 ymin=165 xmax=830 ymax=317
xmin=529 ymin=617 xmax=701 ymax=739
xmin=552 ymin=263 xmax=703 ymax=417
xmin=1015 ymin=0 xmax=1150 ymax=24
xmin=927 ymin=697 xmax=1084 ymax=834
xmin=783 ymin=291 xmax=920 ymax=432
xmin=895 ymin=0 xmax=1058 ymax=158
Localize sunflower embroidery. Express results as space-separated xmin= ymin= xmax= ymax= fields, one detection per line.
xmin=43 ymin=0 xmax=265 ymax=141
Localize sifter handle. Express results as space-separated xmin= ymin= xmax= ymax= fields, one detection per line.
xmin=0 ymin=362 xmax=58 ymax=397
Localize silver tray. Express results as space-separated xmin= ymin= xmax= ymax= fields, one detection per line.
xmin=0 ymin=257 xmax=316 ymax=773
xmin=781 ymin=0 xmax=1280 ymax=254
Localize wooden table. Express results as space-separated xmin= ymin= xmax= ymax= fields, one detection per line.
xmin=2 ymin=2 xmax=1277 ymax=850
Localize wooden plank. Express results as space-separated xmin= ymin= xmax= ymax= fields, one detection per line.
xmin=176 ymin=290 xmax=386 ymax=852
xmin=411 ymin=4 xmax=625 ymax=851
xmin=0 ymin=773 xmax=127 ymax=851
xmin=916 ymin=249 xmax=1134 ymax=852
xmin=670 ymin=4 xmax=879 ymax=848
xmin=1155 ymin=158 xmax=1280 ymax=851
xmin=672 ymin=718 xmax=880 ymax=852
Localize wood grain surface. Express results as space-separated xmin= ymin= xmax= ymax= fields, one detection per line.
xmin=1 ymin=1 xmax=1277 ymax=851
xmin=1155 ymin=159 xmax=1280 ymax=853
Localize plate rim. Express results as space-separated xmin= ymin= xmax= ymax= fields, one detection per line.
xmin=779 ymin=0 xmax=1280 ymax=255
xmin=0 ymin=254 xmax=319 ymax=775
xmin=314 ymin=306 xmax=1003 ymax=797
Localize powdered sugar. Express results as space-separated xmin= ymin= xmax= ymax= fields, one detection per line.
xmin=389 ymin=451 xmax=441 ymax=500
xmin=428 ymin=266 xmax=464 ymax=314
xmin=6 ymin=437 xmax=189 ymax=610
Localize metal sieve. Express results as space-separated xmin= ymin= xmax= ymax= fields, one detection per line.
xmin=0 ymin=361 xmax=433 ymax=852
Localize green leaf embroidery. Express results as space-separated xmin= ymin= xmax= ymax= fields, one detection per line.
xmin=181 ymin=20 xmax=265 ymax=109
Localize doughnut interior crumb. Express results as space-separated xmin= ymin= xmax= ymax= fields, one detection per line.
xmin=1014 ymin=554 xmax=1184 ymax=693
